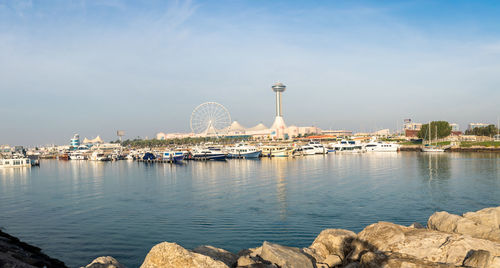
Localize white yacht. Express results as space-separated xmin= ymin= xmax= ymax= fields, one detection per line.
xmin=364 ymin=141 xmax=400 ymax=152
xmin=260 ymin=145 xmax=292 ymax=157
xmin=227 ymin=144 xmax=261 ymax=158
xmin=295 ymin=145 xmax=316 ymax=156
xmin=0 ymin=158 xmax=31 ymax=168
xmin=69 ymin=151 xmax=86 ymax=160
xmin=308 ymin=140 xmax=327 ymax=154
xmin=90 ymin=151 xmax=109 ymax=161
xmin=69 ymin=145 xmax=90 ymax=160
xmin=330 ymin=140 xmax=366 ymax=153
xmin=190 ymin=147 xmax=227 ymax=160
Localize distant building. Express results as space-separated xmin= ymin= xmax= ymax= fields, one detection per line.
xmin=0 ymin=145 xmax=12 ymax=153
xmin=405 ymin=129 xmax=419 ymax=138
xmin=468 ymin=123 xmax=490 ymax=131
xmin=355 ymin=129 xmax=390 ymax=137
xmin=321 ymin=130 xmax=353 ymax=137
xmin=82 ymin=136 xmax=103 ymax=144
xmin=403 ymin=120 xmax=422 ymax=131
xmin=70 ymin=134 xmax=80 ymax=148
xmin=450 ymin=123 xmax=459 ymax=132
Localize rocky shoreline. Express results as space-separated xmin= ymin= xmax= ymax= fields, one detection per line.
xmin=2 ymin=206 xmax=500 ymax=268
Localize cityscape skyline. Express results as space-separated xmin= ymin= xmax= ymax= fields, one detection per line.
xmin=1 ymin=0 xmax=500 ymax=145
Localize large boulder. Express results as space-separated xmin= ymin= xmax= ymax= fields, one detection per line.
xmin=82 ymin=256 xmax=125 ymax=268
xmin=259 ymin=241 xmax=314 ymax=268
xmin=428 ymin=211 xmax=500 ymax=242
xmin=307 ymin=229 xmax=357 ymax=262
xmin=463 ymin=207 xmax=500 ymax=230
xmin=0 ymin=230 xmax=67 ymax=268
xmin=356 ymin=221 xmax=500 ymax=266
xmin=359 ymin=251 xmax=459 ymax=268
xmin=139 ymin=242 xmax=229 ymax=268
xmin=193 ymin=245 xmax=237 ymax=267
xmin=462 ymin=250 xmax=500 ymax=268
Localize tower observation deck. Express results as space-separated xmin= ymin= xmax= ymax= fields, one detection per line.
xmin=270 ymin=82 xmax=287 ymax=139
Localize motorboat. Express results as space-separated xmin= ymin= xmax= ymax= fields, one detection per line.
xmin=190 ymin=147 xmax=227 ymax=160
xmin=69 ymin=145 xmax=89 ymax=160
xmin=69 ymin=151 xmax=86 ymax=160
xmin=90 ymin=151 xmax=109 ymax=161
xmin=227 ymin=144 xmax=261 ymax=158
xmin=330 ymin=140 xmax=366 ymax=153
xmin=308 ymin=140 xmax=328 ymax=154
xmin=162 ymin=151 xmax=185 ymax=162
xmin=260 ymin=145 xmax=292 ymax=157
xmin=363 ymin=141 xmax=400 ymax=152
xmin=294 ymin=145 xmax=316 ymax=156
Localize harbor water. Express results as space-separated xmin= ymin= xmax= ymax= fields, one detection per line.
xmin=0 ymin=152 xmax=499 ymax=267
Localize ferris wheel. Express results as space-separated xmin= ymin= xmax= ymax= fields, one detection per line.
xmin=190 ymin=102 xmax=231 ymax=135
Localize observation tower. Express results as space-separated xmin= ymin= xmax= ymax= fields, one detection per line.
xmin=270 ymin=82 xmax=287 ymax=139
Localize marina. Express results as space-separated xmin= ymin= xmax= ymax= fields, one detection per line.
xmin=1 ymin=152 xmax=498 ymax=267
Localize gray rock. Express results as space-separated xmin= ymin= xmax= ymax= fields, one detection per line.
xmin=83 ymin=256 xmax=125 ymax=268
xmin=0 ymin=230 xmax=67 ymax=268
xmin=140 ymin=242 xmax=229 ymax=268
xmin=260 ymin=241 xmax=314 ymax=268
xmin=237 ymin=255 xmax=258 ymax=266
xmin=308 ymin=229 xmax=357 ymax=262
xmin=463 ymin=206 xmax=500 ymax=230
xmin=193 ymin=245 xmax=237 ymax=267
xmin=409 ymin=222 xmax=425 ymax=229
xmin=428 ymin=211 xmax=500 ymax=242
xmin=463 ymin=250 xmax=491 ymax=268
xmin=360 ymin=251 xmax=460 ymax=268
xmin=323 ymin=254 xmax=342 ymax=267
xmin=357 ymin=221 xmax=500 ymax=266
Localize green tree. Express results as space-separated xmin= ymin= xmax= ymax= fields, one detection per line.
xmin=418 ymin=121 xmax=452 ymax=140
xmin=465 ymin=124 xmax=498 ymax=136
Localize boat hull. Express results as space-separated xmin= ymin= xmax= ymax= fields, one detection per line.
xmin=421 ymin=148 xmax=445 ymax=152
xmin=192 ymin=153 xmax=227 ymax=160
xmin=228 ymin=151 xmax=261 ymax=158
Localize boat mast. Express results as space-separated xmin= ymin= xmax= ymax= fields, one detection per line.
xmin=428 ymin=121 xmax=431 ymax=146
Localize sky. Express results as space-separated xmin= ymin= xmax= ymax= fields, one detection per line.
xmin=1 ymin=0 xmax=499 ymax=146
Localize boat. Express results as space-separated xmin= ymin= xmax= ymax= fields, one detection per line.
xmin=0 ymin=158 xmax=31 ymax=168
xmin=190 ymin=147 xmax=227 ymax=160
xmin=90 ymin=151 xmax=109 ymax=161
xmin=162 ymin=151 xmax=185 ymax=162
xmin=227 ymin=144 xmax=261 ymax=158
xmin=421 ymin=123 xmax=445 ymax=152
xmin=142 ymin=152 xmax=156 ymax=160
xmin=364 ymin=141 xmax=400 ymax=152
xmin=330 ymin=140 xmax=366 ymax=153
xmin=69 ymin=151 xmax=86 ymax=160
xmin=308 ymin=140 xmax=328 ymax=154
xmin=294 ymin=145 xmax=316 ymax=156
xmin=260 ymin=145 xmax=293 ymax=157
xmin=421 ymin=145 xmax=445 ymax=153
xmin=69 ymin=145 xmax=89 ymax=160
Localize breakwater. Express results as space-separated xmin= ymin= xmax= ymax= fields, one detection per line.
xmin=3 ymin=206 xmax=500 ymax=267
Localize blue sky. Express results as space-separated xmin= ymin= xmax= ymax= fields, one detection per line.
xmin=1 ymin=0 xmax=499 ymax=145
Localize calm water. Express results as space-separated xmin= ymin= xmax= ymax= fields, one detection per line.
xmin=1 ymin=152 xmax=499 ymax=267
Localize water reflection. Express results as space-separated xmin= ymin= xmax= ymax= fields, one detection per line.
xmin=418 ymin=153 xmax=451 ymax=182
xmin=0 ymin=167 xmax=31 ymax=186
